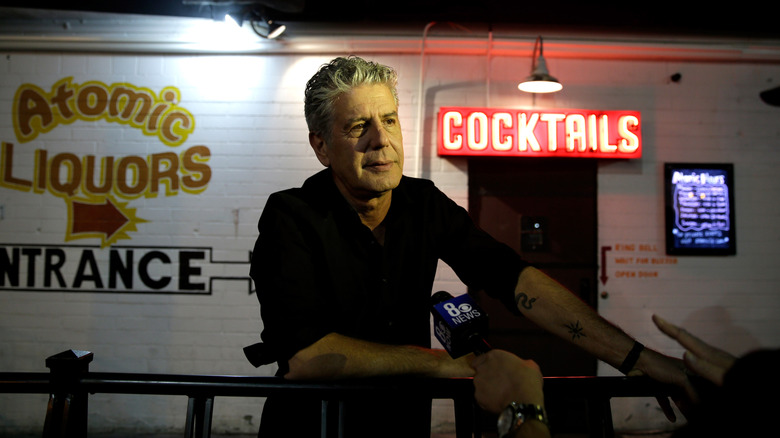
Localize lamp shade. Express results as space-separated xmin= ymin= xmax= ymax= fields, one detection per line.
xmin=266 ymin=21 xmax=286 ymax=39
xmin=518 ymin=55 xmax=562 ymax=93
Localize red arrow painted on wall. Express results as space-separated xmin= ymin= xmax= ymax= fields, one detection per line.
xmin=600 ymin=245 xmax=612 ymax=285
xmin=71 ymin=198 xmax=129 ymax=239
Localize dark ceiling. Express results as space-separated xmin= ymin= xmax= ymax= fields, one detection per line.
xmin=2 ymin=0 xmax=778 ymax=39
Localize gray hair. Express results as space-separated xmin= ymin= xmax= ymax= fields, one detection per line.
xmin=304 ymin=56 xmax=399 ymax=139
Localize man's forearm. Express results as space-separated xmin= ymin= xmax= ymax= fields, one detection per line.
xmin=285 ymin=332 xmax=475 ymax=380
xmin=514 ymin=268 xmax=692 ymax=422
xmin=514 ymin=266 xmax=636 ymax=370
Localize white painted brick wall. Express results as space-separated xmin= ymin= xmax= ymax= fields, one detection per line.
xmin=589 ymin=60 xmax=780 ymax=431
xmin=1 ymin=37 xmax=779 ymax=436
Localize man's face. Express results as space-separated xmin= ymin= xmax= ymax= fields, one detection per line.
xmin=310 ymin=84 xmax=404 ymax=202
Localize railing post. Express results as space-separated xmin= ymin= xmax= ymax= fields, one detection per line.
xmin=184 ymin=395 xmax=214 ymax=438
xmin=453 ymin=396 xmax=481 ymax=438
xmin=42 ymin=350 xmax=93 ymax=438
xmin=320 ymin=399 xmax=343 ymax=438
xmin=586 ymin=396 xmax=614 ymax=438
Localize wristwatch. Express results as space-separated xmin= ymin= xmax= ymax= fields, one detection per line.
xmin=497 ymin=402 xmax=549 ymax=438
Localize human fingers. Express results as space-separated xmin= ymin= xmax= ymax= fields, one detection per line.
xmin=652 ymin=315 xmax=735 ymax=370
xmin=472 ymin=353 xmax=511 ymax=413
xmin=652 ymin=315 xmax=706 ymax=350
xmin=471 ymin=352 xmax=488 ymax=368
xmin=655 ymin=396 xmax=677 ymax=422
xmin=683 ymin=350 xmax=728 ymax=386
xmin=654 ymin=314 xmax=736 ymax=371
xmin=472 ymin=351 xmax=544 ymax=411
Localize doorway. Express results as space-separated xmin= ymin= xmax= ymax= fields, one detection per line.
xmin=468 ymin=157 xmax=598 ymax=377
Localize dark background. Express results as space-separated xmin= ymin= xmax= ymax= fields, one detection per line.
xmin=2 ymin=0 xmax=778 ymax=39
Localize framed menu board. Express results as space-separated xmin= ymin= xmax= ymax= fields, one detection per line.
xmin=664 ymin=163 xmax=736 ymax=255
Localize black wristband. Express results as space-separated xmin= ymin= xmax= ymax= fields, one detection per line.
xmin=619 ymin=341 xmax=644 ymax=374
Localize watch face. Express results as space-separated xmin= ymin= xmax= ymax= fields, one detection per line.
xmin=497 ymin=406 xmax=514 ymax=436
xmin=497 ymin=403 xmax=547 ymax=437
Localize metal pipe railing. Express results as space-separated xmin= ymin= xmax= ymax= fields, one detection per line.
xmin=0 ymin=350 xmax=679 ymax=438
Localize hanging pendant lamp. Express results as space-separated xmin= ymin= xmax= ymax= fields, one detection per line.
xmin=518 ymin=36 xmax=562 ymax=93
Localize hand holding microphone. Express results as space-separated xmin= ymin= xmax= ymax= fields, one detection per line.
xmin=432 ymin=293 xmax=550 ymax=436
xmin=430 ymin=291 xmax=492 ymax=358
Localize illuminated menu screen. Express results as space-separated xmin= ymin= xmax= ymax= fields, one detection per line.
xmin=664 ymin=163 xmax=736 ymax=255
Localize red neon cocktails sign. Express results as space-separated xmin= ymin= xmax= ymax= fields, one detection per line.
xmin=437 ymin=107 xmax=641 ymax=159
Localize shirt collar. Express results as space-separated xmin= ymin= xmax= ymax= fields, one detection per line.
xmin=303 ymin=168 xmax=413 ymax=225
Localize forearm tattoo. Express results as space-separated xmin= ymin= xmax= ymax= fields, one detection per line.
xmin=565 ymin=320 xmax=586 ymax=340
xmin=515 ymin=292 xmax=537 ymax=310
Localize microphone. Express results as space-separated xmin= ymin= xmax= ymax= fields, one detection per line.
xmin=430 ymin=291 xmax=491 ymax=358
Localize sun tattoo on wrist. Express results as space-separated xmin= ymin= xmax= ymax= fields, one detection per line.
xmin=565 ymin=321 xmax=586 ymax=340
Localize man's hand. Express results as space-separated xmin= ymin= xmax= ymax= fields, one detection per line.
xmin=472 ymin=349 xmax=544 ymax=414
xmin=652 ymin=314 xmax=736 ymax=386
xmin=629 ymin=314 xmax=738 ymax=420
xmin=625 ymin=345 xmax=691 ymax=421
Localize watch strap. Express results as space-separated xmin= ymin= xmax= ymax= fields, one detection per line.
xmin=619 ymin=341 xmax=645 ymax=374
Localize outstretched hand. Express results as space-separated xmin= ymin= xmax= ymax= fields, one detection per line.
xmin=621 ymin=317 xmax=719 ymax=421
xmin=650 ymin=316 xmax=778 ymax=437
xmin=639 ymin=314 xmax=737 ymax=420
xmin=652 ymin=314 xmax=736 ymax=386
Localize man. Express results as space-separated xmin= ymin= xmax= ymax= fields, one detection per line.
xmin=250 ymin=56 xmax=688 ymax=437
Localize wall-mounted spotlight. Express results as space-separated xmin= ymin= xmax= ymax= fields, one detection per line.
xmin=250 ymin=17 xmax=286 ymax=39
xmin=224 ymin=5 xmax=286 ymax=40
xmin=760 ymin=85 xmax=780 ymax=107
xmin=224 ymin=13 xmax=242 ymax=29
xmin=518 ymin=36 xmax=562 ymax=93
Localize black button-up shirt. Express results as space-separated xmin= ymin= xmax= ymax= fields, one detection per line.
xmin=250 ymin=168 xmax=528 ymax=437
